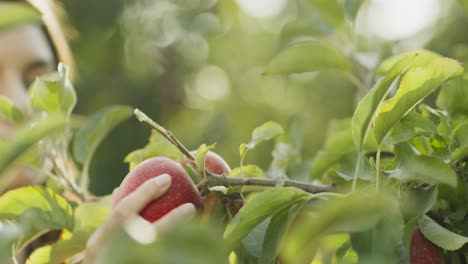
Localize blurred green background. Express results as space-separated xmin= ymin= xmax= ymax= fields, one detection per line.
xmin=61 ymin=0 xmax=468 ymax=195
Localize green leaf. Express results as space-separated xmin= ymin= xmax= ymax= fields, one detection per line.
xmin=340 ymin=0 xmax=365 ymax=21
xmin=0 ymin=186 xmax=74 ymax=251
xmin=124 ymin=130 xmax=183 ymax=170
xmin=436 ymin=75 xmax=468 ymax=115
xmin=0 ymin=96 xmax=24 ymax=124
xmin=29 ymin=64 xmax=76 ymax=116
xmin=400 ymin=186 xmax=438 ymax=220
xmin=0 ymin=2 xmax=41 ymax=30
xmin=311 ymin=126 xmax=355 ymax=177
xmin=240 ymin=121 xmax=284 ymax=162
xmin=388 ymin=111 xmax=437 ymax=144
xmin=259 ymin=202 xmax=306 ymax=264
xmin=246 ymin=121 xmax=284 ymax=150
xmin=99 ymin=220 xmax=228 ymax=264
xmin=402 ymin=216 xmax=421 ymax=248
xmin=27 ymin=202 xmax=111 ymax=264
xmin=352 ymin=50 xmax=439 ymax=149
xmin=279 ymin=20 xmax=325 ymax=44
xmin=195 ymin=144 xmax=215 ymax=176
xmin=264 ymin=41 xmax=352 ymax=75
xmin=373 ymin=57 xmax=463 ymax=143
xmin=392 ymin=143 xmax=457 ymax=187
xmin=74 ymin=202 xmax=110 ymax=232
xmin=229 ymin=165 xmax=265 ymax=178
xmin=283 ymin=190 xmax=396 ymax=263
xmin=0 ymin=222 xmax=20 ymax=262
xmin=350 ymin=211 xmax=405 ymax=264
xmin=451 ymin=121 xmax=468 ymax=161
xmin=73 ymin=105 xmax=133 ymax=165
xmin=223 ymin=187 xmax=310 ymax=251
xmin=453 ymin=121 xmax=468 ymax=147
xmin=375 ymin=50 xmax=439 ymax=76
xmin=0 ymin=115 xmax=68 ymax=183
xmin=26 ymin=230 xmax=89 ymax=264
xmin=268 ymin=142 xmax=296 ymax=179
xmin=308 ymin=0 xmax=345 ymax=27
xmin=419 ymin=215 xmax=468 ymax=251
xmin=242 ymin=218 xmax=271 ymax=258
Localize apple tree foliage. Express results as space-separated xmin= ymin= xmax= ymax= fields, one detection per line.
xmin=2 ymin=0 xmax=468 ymax=263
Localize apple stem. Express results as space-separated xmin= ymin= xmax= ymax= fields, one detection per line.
xmin=134 ymin=109 xmax=195 ymax=161
xmin=204 ymin=172 xmax=333 ymax=194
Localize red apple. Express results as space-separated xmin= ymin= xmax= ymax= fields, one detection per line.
xmin=204 ymin=151 xmax=231 ymax=175
xmin=181 ymin=151 xmax=231 ymax=219
xmin=182 ymin=150 xmax=231 ymax=175
xmin=410 ymin=228 xmax=444 ymax=264
xmin=112 ymin=157 xmax=202 ymax=223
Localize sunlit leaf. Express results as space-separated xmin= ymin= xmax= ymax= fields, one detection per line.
xmin=240 ymin=121 xmax=284 ymax=161
xmin=0 ymin=2 xmax=41 ymax=30
xmin=0 ymin=115 xmax=67 ymax=183
xmin=0 ymin=186 xmax=73 ymax=251
xmin=74 ymin=202 xmax=110 ymax=232
xmin=27 ymin=202 xmax=111 ymax=264
xmin=0 ymin=96 xmax=24 ymax=124
xmin=223 ymin=187 xmax=310 ymax=251
xmin=26 ymin=230 xmax=89 ymax=264
xmin=375 ymin=50 xmax=438 ymax=76
xmin=264 ymin=41 xmax=352 ymax=75
xmin=419 ymin=215 xmax=468 ymax=251
xmin=124 ymin=130 xmax=183 ymax=170
xmin=29 ymin=64 xmax=76 ymax=116
xmin=229 ymin=165 xmax=265 ymax=178
xmin=373 ymin=57 xmax=463 ymax=143
xmin=352 ymin=50 xmax=439 ymax=149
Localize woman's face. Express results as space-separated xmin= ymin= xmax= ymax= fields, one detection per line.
xmin=0 ymin=24 xmax=56 ymax=190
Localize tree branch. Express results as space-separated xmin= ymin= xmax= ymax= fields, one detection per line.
xmin=134 ymin=109 xmax=195 ymax=161
xmin=205 ymin=173 xmax=333 ymax=194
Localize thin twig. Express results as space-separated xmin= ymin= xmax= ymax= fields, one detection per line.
xmin=134 ymin=109 xmax=195 ymax=161
xmin=205 ymin=172 xmax=332 ymax=194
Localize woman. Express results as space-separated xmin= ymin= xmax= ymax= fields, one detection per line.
xmin=0 ymin=1 xmax=195 ymax=263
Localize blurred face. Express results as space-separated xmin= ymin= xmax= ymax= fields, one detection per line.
xmin=0 ymin=24 xmax=55 ymax=191
xmin=0 ymin=24 xmax=55 ymax=137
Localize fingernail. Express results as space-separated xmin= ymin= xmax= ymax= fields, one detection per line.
xmin=179 ymin=203 xmax=196 ymax=217
xmin=154 ymin=174 xmax=171 ymax=188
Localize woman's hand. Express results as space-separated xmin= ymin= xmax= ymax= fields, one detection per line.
xmin=83 ymin=174 xmax=196 ymax=264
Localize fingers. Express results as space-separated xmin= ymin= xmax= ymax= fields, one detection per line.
xmin=84 ymin=174 xmax=172 ymax=263
xmin=153 ymin=203 xmax=196 ymax=234
xmin=114 ymin=174 xmax=172 ymax=218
